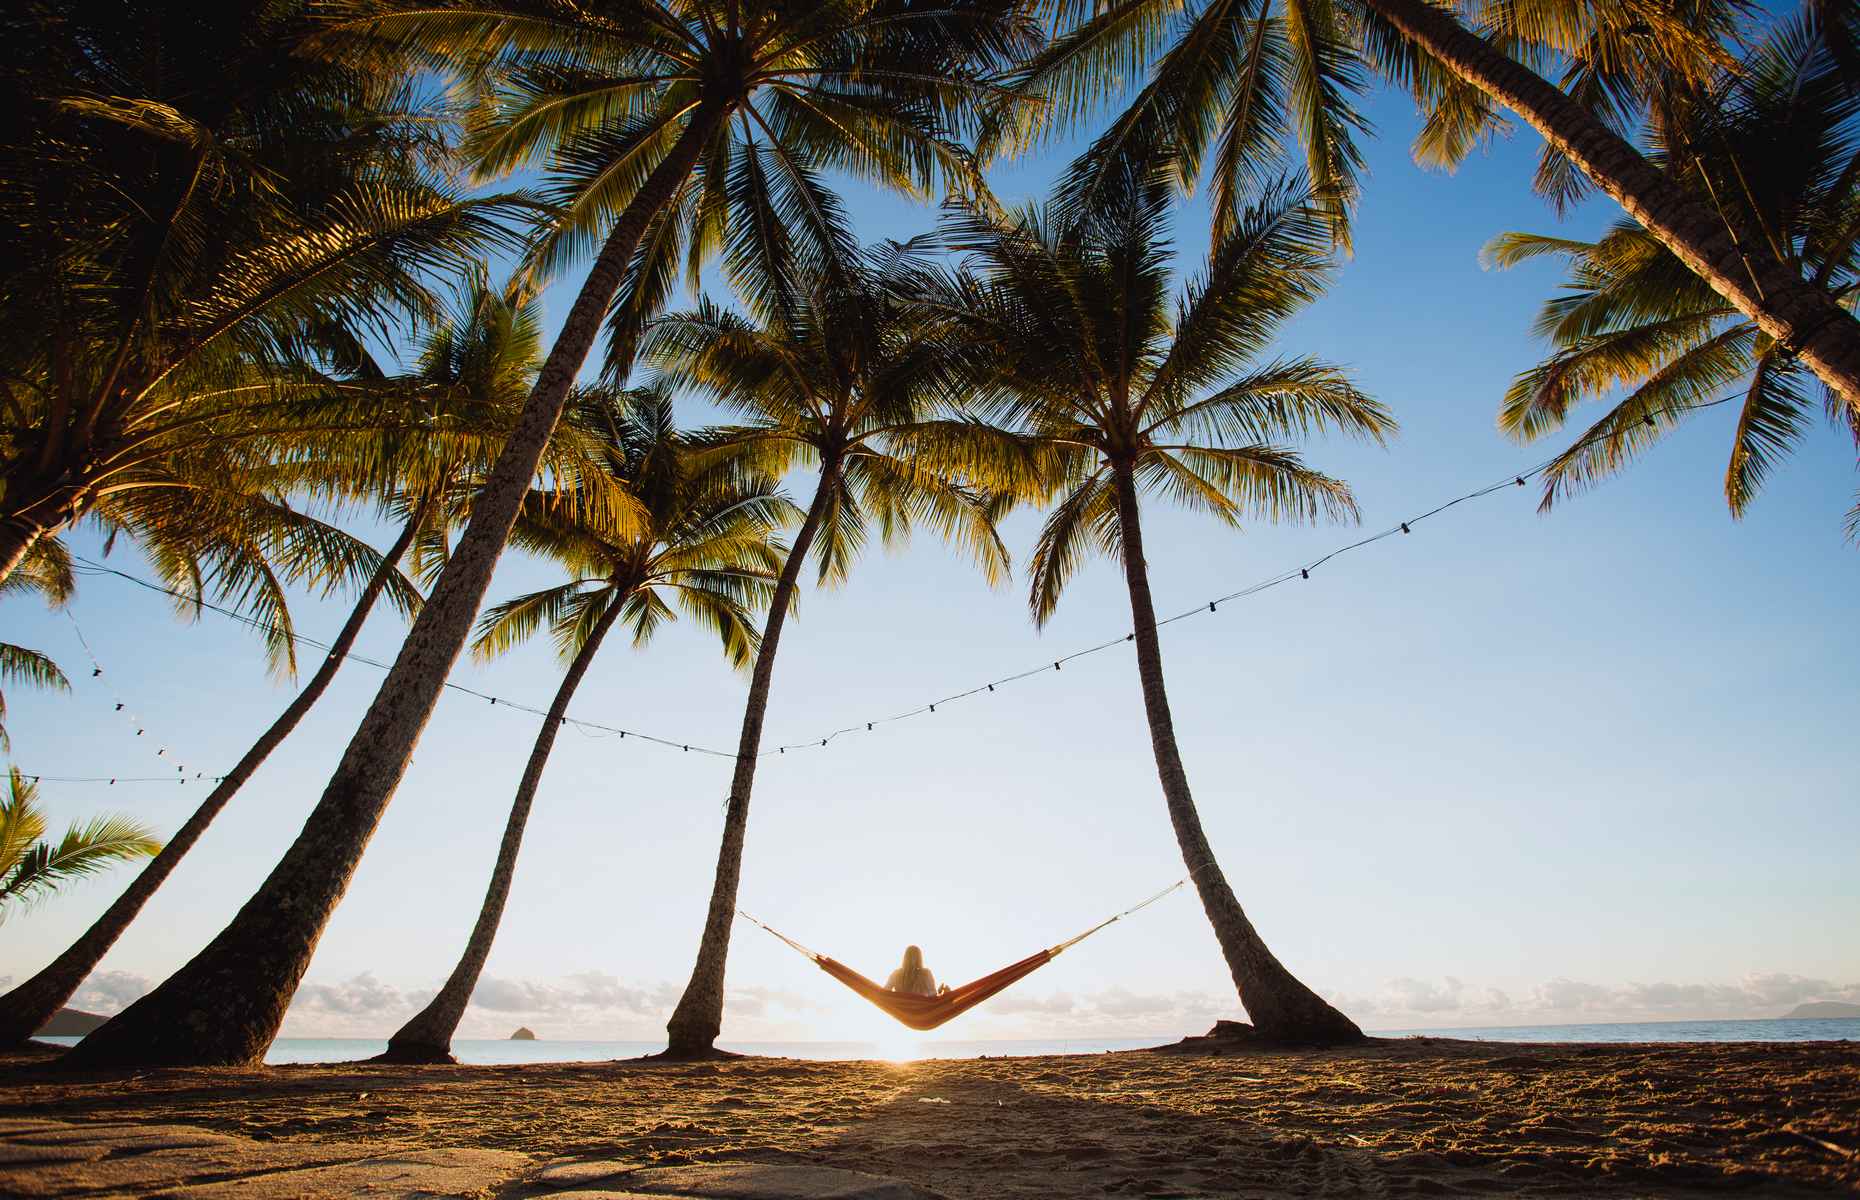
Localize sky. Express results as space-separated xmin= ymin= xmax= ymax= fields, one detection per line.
xmin=4 ymin=64 xmax=1857 ymax=1047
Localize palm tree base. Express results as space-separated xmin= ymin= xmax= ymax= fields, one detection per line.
xmin=1159 ymin=1018 xmax=1368 ymax=1054
xmin=373 ymin=1041 xmax=458 ymax=1065
xmin=648 ymin=1043 xmax=742 ymax=1062
xmin=1254 ymin=1006 xmax=1367 ymax=1047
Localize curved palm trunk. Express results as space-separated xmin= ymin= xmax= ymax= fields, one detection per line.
xmin=0 ymin=518 xmax=42 ymax=585
xmin=1361 ymin=0 xmax=1860 ymax=413
xmin=0 ymin=509 xmax=422 ymax=1046
xmin=60 ymin=105 xmax=727 ymax=1070
xmin=663 ymin=470 xmax=835 ymax=1057
xmin=380 ymin=598 xmax=625 ymax=1064
xmin=1110 ymin=462 xmax=1362 ymax=1044
xmin=0 ymin=480 xmax=88 ymax=587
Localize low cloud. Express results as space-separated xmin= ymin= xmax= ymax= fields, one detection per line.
xmin=70 ymin=970 xmax=153 ymax=1015
xmin=955 ymin=986 xmax=1234 ymax=1037
xmin=46 ymin=965 xmax=1860 ymax=1043
xmin=292 ymin=972 xmax=415 ymax=1017
xmin=1335 ymin=971 xmax=1860 ymax=1030
xmin=983 ymin=990 xmax=1078 ymax=1017
xmin=1380 ymin=976 xmax=1465 ymax=1014
xmin=272 ymin=970 xmax=819 ymax=1039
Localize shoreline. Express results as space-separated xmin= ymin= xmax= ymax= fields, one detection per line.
xmin=4 ymin=1035 xmax=1857 ymax=1196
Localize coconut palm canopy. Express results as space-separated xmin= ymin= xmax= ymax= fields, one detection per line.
xmin=1487 ymin=7 xmax=1860 ymax=536
xmin=0 ymin=770 xmax=161 ymax=922
xmin=0 ymin=0 xmax=1854 ymax=1076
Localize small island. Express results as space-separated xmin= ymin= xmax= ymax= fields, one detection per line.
xmin=1785 ymin=1001 xmax=1860 ymax=1019
xmin=509 ymin=1026 xmax=537 ymax=1041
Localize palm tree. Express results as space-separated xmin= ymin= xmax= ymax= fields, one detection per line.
xmin=0 ymin=770 xmax=162 ymax=923
xmin=932 ymin=172 xmax=1395 ymax=1042
xmin=64 ymin=0 xmax=1034 ymax=1070
xmin=1003 ymin=0 xmax=1860 ymax=411
xmin=0 ymin=282 xmax=554 ymax=1047
xmin=1485 ymin=9 xmax=1860 ymax=536
xmin=0 ymin=540 xmax=74 ymax=754
xmin=641 ymin=238 xmax=1016 ymax=1056
xmin=0 ymin=1 xmax=524 ymax=588
xmin=383 ymin=386 xmax=794 ymax=1062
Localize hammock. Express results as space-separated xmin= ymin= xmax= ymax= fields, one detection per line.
xmin=739 ymin=880 xmax=1185 ymax=1032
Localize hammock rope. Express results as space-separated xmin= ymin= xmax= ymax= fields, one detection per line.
xmin=738 ymin=879 xmax=1186 ymax=1031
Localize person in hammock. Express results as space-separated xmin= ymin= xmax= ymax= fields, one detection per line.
xmin=885 ymin=945 xmax=951 ymax=996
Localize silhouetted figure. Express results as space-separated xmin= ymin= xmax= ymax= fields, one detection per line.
xmin=885 ymin=945 xmax=950 ymax=996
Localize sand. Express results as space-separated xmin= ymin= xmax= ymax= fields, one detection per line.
xmin=2 ymin=1035 xmax=1857 ymax=1196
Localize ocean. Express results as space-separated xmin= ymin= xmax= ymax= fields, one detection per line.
xmin=34 ymin=1017 xmax=1860 ymax=1064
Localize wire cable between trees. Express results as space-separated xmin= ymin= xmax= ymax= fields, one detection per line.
xmin=21 ymin=393 xmax=1737 ymax=784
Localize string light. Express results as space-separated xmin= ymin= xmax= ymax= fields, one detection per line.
xmin=56 ymin=611 xmax=200 ymax=782
xmin=21 ymin=774 xmax=225 ymax=785
xmin=756 ymin=391 xmax=1740 ymax=756
xmin=65 ymin=559 xmax=739 ymax=759
xmin=33 ymin=391 xmax=1736 ymax=784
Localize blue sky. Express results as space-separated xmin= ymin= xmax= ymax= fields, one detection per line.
xmin=4 ymin=71 xmax=1857 ymax=1045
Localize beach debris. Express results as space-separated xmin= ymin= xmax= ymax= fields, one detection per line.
xmin=1780 ymin=1125 xmax=1858 ymax=1159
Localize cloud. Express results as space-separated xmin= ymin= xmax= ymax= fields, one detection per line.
xmin=1381 ymin=976 xmax=1465 ymax=1013
xmin=723 ymin=985 xmax=820 ymax=1019
xmin=292 ymin=972 xmax=412 ymax=1016
xmin=465 ymin=973 xmax=700 ymax=1017
xmin=1528 ymin=978 xmax=1616 ymax=1012
xmin=55 ymin=963 xmax=1860 ymax=1043
xmin=983 ymin=990 xmax=1078 ymax=1017
xmin=271 ymin=969 xmax=824 ymax=1039
xmin=70 ymin=970 xmax=153 ymax=1015
xmin=950 ymin=986 xmax=1235 ymax=1037
xmin=1333 ymin=971 xmax=1860 ymax=1030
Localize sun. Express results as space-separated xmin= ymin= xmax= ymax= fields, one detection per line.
xmin=871 ymin=1028 xmax=933 ymax=1063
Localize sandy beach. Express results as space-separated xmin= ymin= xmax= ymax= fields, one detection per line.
xmin=3 ymin=1034 xmax=1857 ymax=1196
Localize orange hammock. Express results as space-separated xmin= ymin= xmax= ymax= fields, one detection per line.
xmin=738 ymin=880 xmax=1185 ymax=1032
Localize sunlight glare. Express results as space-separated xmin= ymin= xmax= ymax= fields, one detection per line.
xmin=872 ymin=1028 xmax=932 ymax=1063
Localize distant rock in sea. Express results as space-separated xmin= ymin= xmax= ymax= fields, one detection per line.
xmin=509 ymin=1026 xmax=537 ymax=1041
xmin=1786 ymin=1001 xmax=1860 ymax=1019
xmin=35 ymin=1008 xmax=107 ymax=1037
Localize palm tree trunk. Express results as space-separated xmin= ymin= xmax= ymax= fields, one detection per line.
xmin=59 ymin=105 xmax=728 ymax=1070
xmin=0 ymin=510 xmax=422 ymax=1046
xmin=1109 ymin=461 xmax=1362 ymax=1044
xmin=0 ymin=517 xmax=41 ymax=586
xmin=0 ymin=474 xmax=93 ymax=588
xmin=1360 ymin=0 xmax=1860 ymax=413
xmin=380 ymin=596 xmax=626 ymax=1064
xmin=663 ymin=468 xmax=836 ymax=1057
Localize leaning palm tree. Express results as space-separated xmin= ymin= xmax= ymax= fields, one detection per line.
xmin=382 ymin=386 xmax=794 ymax=1063
xmin=933 ymin=171 xmax=1395 ymax=1042
xmin=643 ymin=239 xmax=1017 ymax=1057
xmin=0 ymin=770 xmax=162 ymax=924
xmin=1485 ymin=7 xmax=1860 ymax=537
xmin=1002 ymin=0 xmax=1860 ymax=410
xmin=0 ymin=282 xmax=553 ymax=1047
xmin=63 ymin=0 xmax=1034 ymax=1070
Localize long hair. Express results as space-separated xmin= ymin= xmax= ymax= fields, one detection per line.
xmin=897 ymin=945 xmax=931 ymax=991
